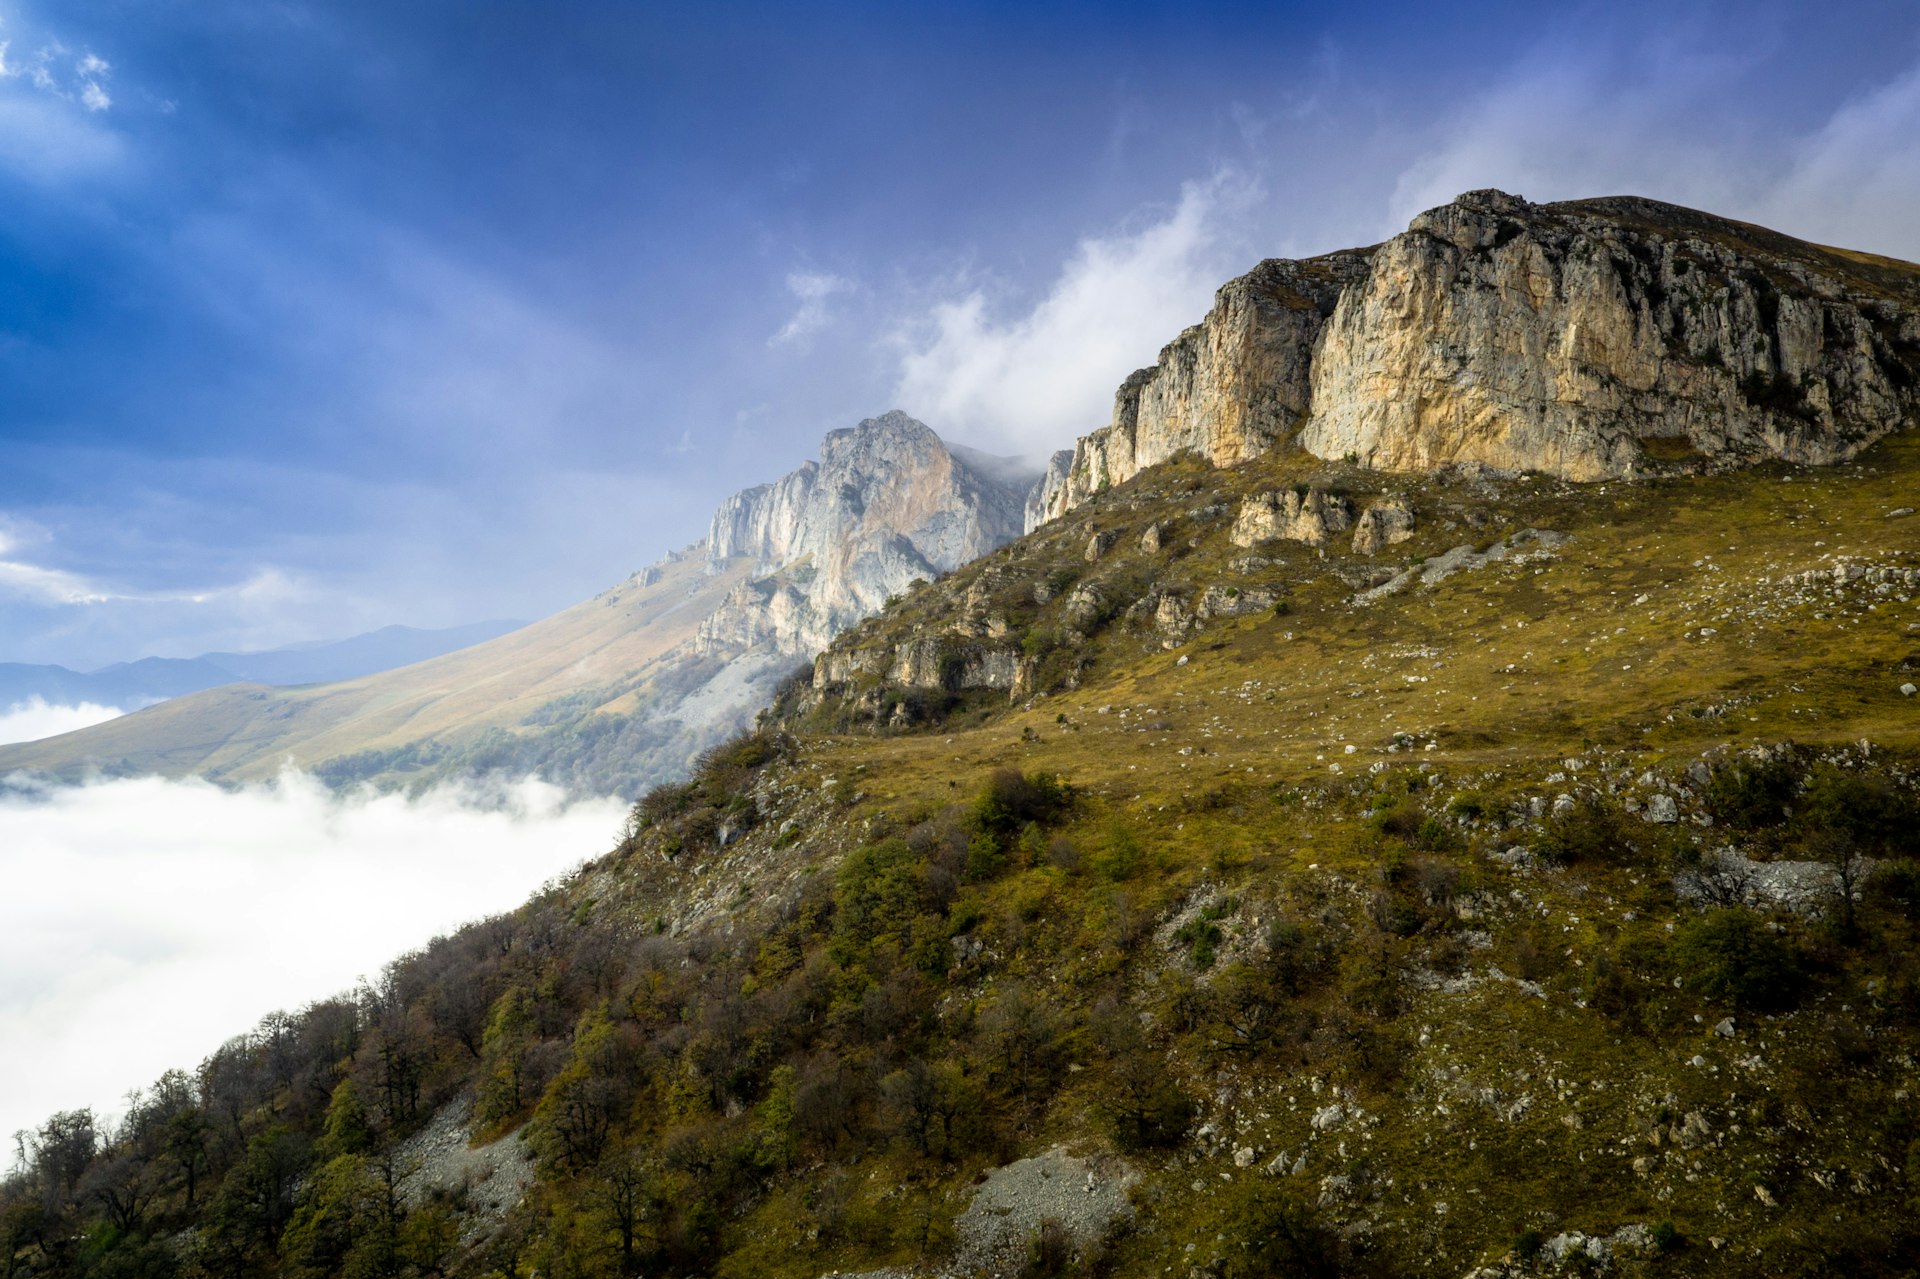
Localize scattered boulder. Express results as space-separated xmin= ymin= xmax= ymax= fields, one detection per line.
xmin=1642 ymin=793 xmax=1679 ymax=823
xmin=1351 ymin=500 xmax=1416 ymax=555
xmin=1086 ymin=530 xmax=1116 ymax=562
xmin=1140 ymin=522 xmax=1165 ymax=553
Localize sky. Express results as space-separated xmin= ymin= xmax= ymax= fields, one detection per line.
xmin=1 ymin=0 xmax=1918 ymax=669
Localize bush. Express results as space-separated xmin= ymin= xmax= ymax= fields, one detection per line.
xmin=1796 ymin=764 xmax=1915 ymax=855
xmin=1673 ymin=908 xmax=1805 ymax=1011
xmin=1535 ymin=796 xmax=1634 ymax=866
xmin=971 ymin=769 xmax=1072 ymax=838
xmin=1705 ymin=756 xmax=1799 ymax=830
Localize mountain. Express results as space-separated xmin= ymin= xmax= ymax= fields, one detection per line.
xmin=0 ymin=413 xmax=1035 ymax=795
xmin=0 ymin=621 xmax=526 ymax=715
xmin=1033 ymin=189 xmax=1920 ymax=525
xmin=11 ymin=194 xmax=1920 ymax=1279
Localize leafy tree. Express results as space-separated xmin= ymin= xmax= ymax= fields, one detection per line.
xmin=322 ymin=1078 xmax=374 ymax=1158
xmin=478 ymin=986 xmax=539 ymax=1128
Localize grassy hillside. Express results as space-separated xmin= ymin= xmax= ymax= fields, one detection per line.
xmin=7 ymin=429 xmax=1920 ymax=1279
xmin=0 ymin=555 xmax=758 ymax=795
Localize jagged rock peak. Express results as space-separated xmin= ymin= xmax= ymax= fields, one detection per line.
xmin=697 ymin=411 xmax=1036 ymax=658
xmin=1034 ymin=189 xmax=1920 ymax=523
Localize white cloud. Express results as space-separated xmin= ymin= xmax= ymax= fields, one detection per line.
xmin=0 ymin=23 xmax=124 ymax=180
xmin=0 ymin=771 xmax=625 ymax=1149
xmin=0 ymin=699 xmax=125 ymax=746
xmin=891 ymin=172 xmax=1256 ymax=454
xmin=0 ymin=527 xmax=117 ymax=604
xmin=0 ymin=522 xmax=309 ymax=619
xmin=770 ymin=270 xmax=851 ymax=346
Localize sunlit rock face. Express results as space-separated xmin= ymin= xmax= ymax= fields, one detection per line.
xmin=700 ymin=410 xmax=1033 ymax=658
xmin=1033 ymin=254 xmax=1371 ymax=525
xmin=1034 ymin=190 xmax=1920 ymax=521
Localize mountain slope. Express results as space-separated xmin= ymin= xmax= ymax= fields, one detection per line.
xmin=0 ymin=413 xmax=1033 ymax=795
xmin=0 ymin=622 xmax=526 ymax=714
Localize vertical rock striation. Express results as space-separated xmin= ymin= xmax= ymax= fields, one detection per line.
xmin=1035 ymin=190 xmax=1920 ymax=522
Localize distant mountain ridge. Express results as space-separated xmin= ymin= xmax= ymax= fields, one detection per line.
xmin=0 ymin=620 xmax=527 ymax=714
xmin=0 ymin=413 xmax=1036 ymax=796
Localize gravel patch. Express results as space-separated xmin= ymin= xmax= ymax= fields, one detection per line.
xmin=948 ymin=1146 xmax=1137 ymax=1277
xmin=394 ymin=1093 xmax=536 ymax=1240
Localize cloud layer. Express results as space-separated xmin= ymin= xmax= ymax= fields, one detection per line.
xmin=0 ymin=698 xmax=125 ymax=745
xmin=0 ymin=772 xmax=624 ymax=1147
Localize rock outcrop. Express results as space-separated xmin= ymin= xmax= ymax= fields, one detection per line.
xmin=698 ymin=411 xmax=1035 ymax=659
xmin=1034 ymin=190 xmax=1920 ymax=521
xmin=1351 ymin=500 xmax=1416 ymax=555
xmin=1229 ymin=487 xmax=1354 ymax=549
xmin=1033 ymin=256 xmax=1372 ymax=524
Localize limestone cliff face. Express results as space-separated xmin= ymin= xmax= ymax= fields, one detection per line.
xmin=697 ymin=411 xmax=1034 ymax=659
xmin=1034 ymin=256 xmax=1372 ymax=523
xmin=1036 ymin=191 xmax=1920 ymax=519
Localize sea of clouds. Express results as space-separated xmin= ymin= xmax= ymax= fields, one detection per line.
xmin=0 ymin=769 xmax=625 ymax=1150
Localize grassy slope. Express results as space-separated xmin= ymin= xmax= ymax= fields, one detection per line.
xmin=0 ymin=554 xmax=753 ymax=784
xmin=621 ymin=430 xmax=1920 ymax=1277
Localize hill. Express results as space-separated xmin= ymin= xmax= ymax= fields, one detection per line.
xmin=5 ymin=191 xmax=1919 ymax=1279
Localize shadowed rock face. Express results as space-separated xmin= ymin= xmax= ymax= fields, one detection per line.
xmin=699 ymin=410 xmax=1035 ymax=658
xmin=1033 ymin=190 xmax=1920 ymax=523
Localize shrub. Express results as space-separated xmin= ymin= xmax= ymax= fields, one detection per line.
xmin=1705 ymin=755 xmax=1799 ymax=829
xmin=1673 ymin=908 xmax=1805 ymax=1011
xmin=1092 ymin=821 xmax=1143 ymax=881
xmin=1535 ymin=795 xmax=1634 ymax=866
xmin=1796 ymin=764 xmax=1915 ymax=854
xmin=971 ymin=769 xmax=1072 ymax=837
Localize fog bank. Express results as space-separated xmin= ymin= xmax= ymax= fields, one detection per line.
xmin=0 ymin=771 xmax=625 ymax=1147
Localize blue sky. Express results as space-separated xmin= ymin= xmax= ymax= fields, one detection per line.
xmin=1 ymin=0 xmax=1918 ymax=667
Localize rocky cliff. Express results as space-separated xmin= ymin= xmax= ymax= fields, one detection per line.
xmin=1034 ymin=190 xmax=1920 ymax=522
xmin=698 ymin=410 xmax=1033 ymax=658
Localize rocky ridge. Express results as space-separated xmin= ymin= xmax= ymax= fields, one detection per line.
xmin=1032 ymin=190 xmax=1920 ymax=526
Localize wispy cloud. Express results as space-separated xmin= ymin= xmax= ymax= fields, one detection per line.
xmin=0 ymin=522 xmax=305 ymax=615
xmin=0 ymin=771 xmax=625 ymax=1150
xmin=0 ymin=18 xmax=125 ymax=182
xmin=891 ymin=171 xmax=1256 ymax=454
xmin=770 ymin=270 xmax=852 ymax=346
